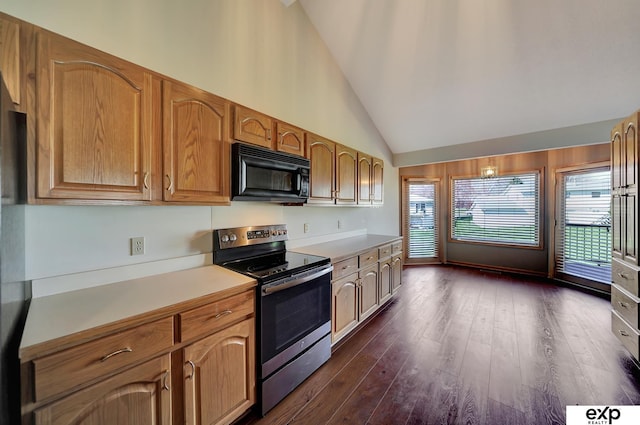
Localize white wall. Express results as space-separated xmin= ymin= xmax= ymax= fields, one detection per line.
xmin=0 ymin=0 xmax=399 ymax=295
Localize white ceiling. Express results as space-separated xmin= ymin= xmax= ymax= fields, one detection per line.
xmin=298 ymin=0 xmax=640 ymax=155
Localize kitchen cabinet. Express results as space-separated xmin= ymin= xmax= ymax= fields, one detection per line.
xmin=275 ymin=121 xmax=305 ymax=157
xmin=331 ymin=271 xmax=359 ymax=343
xmin=233 ymin=104 xmax=273 ymax=149
xmin=323 ymin=236 xmax=402 ymax=345
xmin=163 ymin=80 xmax=230 ymax=204
xmin=183 ymin=318 xmax=255 ymax=425
xmin=0 ymin=13 xmax=24 ymax=108
xmin=33 ymin=354 xmax=172 ymax=425
xmin=335 ymin=144 xmax=358 ymax=205
xmin=20 ymin=267 xmax=257 ymax=425
xmin=35 ymin=29 xmax=154 ymax=201
xmin=611 ymin=109 xmax=640 ymax=362
xmin=372 ymin=157 xmax=384 ymax=205
xmin=306 ymin=132 xmax=336 ymax=204
xmin=357 ymin=153 xmax=372 ymax=205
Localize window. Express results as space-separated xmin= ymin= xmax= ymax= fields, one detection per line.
xmin=451 ymin=172 xmax=541 ymax=247
xmin=402 ymin=178 xmax=438 ymax=260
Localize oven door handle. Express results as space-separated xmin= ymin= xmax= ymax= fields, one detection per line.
xmin=262 ymin=265 xmax=333 ymax=295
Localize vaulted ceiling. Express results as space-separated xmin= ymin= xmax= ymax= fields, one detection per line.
xmin=297 ymin=0 xmax=640 ymax=157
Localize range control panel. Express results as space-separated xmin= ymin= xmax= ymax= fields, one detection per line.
xmin=215 ymin=224 xmax=288 ymax=249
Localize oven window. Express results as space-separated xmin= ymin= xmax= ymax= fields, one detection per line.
xmin=260 ymin=273 xmax=330 ymax=361
xmin=246 ymin=165 xmax=294 ymax=192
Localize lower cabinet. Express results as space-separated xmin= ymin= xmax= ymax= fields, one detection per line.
xmin=22 ymin=288 xmax=256 ymax=425
xmin=183 ymin=318 xmax=255 ymax=425
xmin=34 ymin=354 xmax=172 ymax=425
xmin=330 ymin=238 xmax=403 ymax=345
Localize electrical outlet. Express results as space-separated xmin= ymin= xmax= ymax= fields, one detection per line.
xmin=131 ymin=237 xmax=145 ymax=255
xmin=304 ymin=223 xmax=309 ymax=233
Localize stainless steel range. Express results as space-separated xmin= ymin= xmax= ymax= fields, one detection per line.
xmin=213 ymin=224 xmax=332 ymax=415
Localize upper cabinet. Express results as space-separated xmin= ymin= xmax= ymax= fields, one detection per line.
xmin=335 ymin=144 xmax=358 ymax=205
xmin=372 ymin=157 xmax=384 ymax=205
xmin=163 ymin=80 xmax=230 ymax=204
xmin=0 ymin=14 xmax=23 ymax=108
xmin=306 ymin=133 xmax=335 ymax=204
xmin=233 ymin=105 xmax=273 ymax=149
xmin=275 ymin=121 xmax=305 ymax=157
xmin=35 ymin=29 xmax=154 ymax=201
xmin=357 ymin=153 xmax=372 ymax=205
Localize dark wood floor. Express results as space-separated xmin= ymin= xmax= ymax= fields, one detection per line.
xmin=237 ymin=265 xmax=640 ymax=425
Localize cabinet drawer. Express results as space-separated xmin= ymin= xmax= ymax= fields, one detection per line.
xmin=612 ymin=259 xmax=639 ymax=296
xmin=612 ymin=310 xmax=640 ymax=361
xmin=392 ymin=241 xmax=403 ymax=255
xmin=33 ymin=317 xmax=173 ymax=401
xmin=359 ymin=249 xmax=379 ymax=268
xmin=378 ymin=244 xmax=392 ymax=259
xmin=333 ymin=256 xmax=358 ymax=280
xmin=612 ymin=284 xmax=640 ymax=329
xmin=180 ymin=290 xmax=254 ymax=342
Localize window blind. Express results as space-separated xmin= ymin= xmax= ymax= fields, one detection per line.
xmin=403 ymin=179 xmax=438 ymax=259
xmin=451 ymin=173 xmax=540 ymax=247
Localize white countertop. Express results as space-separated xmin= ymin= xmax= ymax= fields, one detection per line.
xmin=20 ymin=265 xmax=255 ymax=359
xmin=293 ymin=234 xmax=402 ymax=263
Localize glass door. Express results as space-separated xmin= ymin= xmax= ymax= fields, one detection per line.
xmin=555 ymin=166 xmax=611 ymax=291
xmin=402 ymin=178 xmax=439 ymax=262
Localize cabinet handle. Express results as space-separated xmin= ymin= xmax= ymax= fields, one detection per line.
xmin=165 ymin=174 xmax=173 ymax=192
xmin=618 ymin=301 xmax=630 ymax=309
xmin=367 ymin=256 xmax=374 ymax=261
xmin=214 ymin=310 xmax=233 ymax=319
xmin=143 ymin=172 xmax=150 ymax=190
xmin=100 ymin=347 xmax=133 ymax=362
xmin=185 ymin=360 xmax=196 ymax=380
xmin=617 ymin=272 xmax=630 ymax=280
xmin=161 ymin=370 xmax=170 ymax=391
xmin=342 ymin=265 xmax=351 ymax=270
xmin=619 ymin=329 xmax=630 ymax=337
xmin=266 ymin=128 xmax=272 ymax=141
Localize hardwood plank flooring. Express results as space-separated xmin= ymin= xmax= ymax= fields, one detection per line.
xmin=236 ymin=265 xmax=640 ymax=425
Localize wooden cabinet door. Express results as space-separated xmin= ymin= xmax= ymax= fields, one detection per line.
xmin=335 ymin=144 xmax=357 ymax=205
xmin=233 ymin=105 xmax=273 ymax=149
xmin=163 ymin=80 xmax=230 ymax=204
xmin=183 ymin=318 xmax=255 ymax=425
xmin=391 ymin=255 xmax=403 ymax=292
xmin=36 ymin=30 xmax=153 ymax=201
xmin=624 ymin=113 xmax=639 ymax=265
xmin=357 ymin=153 xmax=372 ymax=205
xmin=359 ymin=265 xmax=379 ymax=321
xmin=306 ymin=133 xmax=335 ymax=204
xmin=372 ymin=157 xmax=384 ymax=205
xmin=275 ymin=121 xmax=305 ymax=157
xmin=613 ymin=122 xmax=625 ymax=261
xmin=0 ymin=14 xmax=22 ymax=108
xmin=34 ymin=355 xmax=171 ymax=425
xmin=332 ymin=272 xmax=359 ymax=343
xmin=379 ymin=259 xmax=392 ymax=304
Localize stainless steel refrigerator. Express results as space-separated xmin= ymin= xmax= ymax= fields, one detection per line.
xmin=0 ymin=73 xmax=27 ymax=423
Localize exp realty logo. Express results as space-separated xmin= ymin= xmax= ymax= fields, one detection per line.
xmin=566 ymin=405 xmax=640 ymax=425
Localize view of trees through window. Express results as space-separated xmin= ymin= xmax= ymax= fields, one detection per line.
xmin=452 ymin=173 xmax=540 ymax=246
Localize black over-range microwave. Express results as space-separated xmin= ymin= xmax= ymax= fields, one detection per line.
xmin=231 ymin=142 xmax=310 ymax=203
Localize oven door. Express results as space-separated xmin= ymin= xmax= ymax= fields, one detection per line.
xmin=259 ymin=265 xmax=332 ymax=377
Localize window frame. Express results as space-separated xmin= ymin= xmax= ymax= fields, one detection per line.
xmin=449 ymin=169 xmax=544 ymax=250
